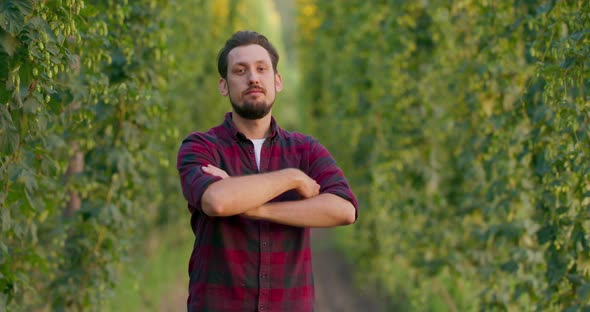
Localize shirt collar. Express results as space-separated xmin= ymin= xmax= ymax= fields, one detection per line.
xmin=223 ymin=112 xmax=279 ymax=141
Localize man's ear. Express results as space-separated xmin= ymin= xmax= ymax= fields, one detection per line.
xmin=218 ymin=78 xmax=228 ymax=96
xmin=275 ymin=73 xmax=283 ymax=92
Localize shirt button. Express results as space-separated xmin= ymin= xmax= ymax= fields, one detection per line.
xmin=249 ymin=149 xmax=254 ymax=154
xmin=259 ymin=307 xmax=264 ymax=311
xmin=262 ymin=241 xmax=267 ymax=246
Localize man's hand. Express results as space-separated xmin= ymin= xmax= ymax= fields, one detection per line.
xmin=291 ymin=169 xmax=320 ymax=198
xmin=242 ymin=193 xmax=356 ymax=227
xmin=200 ymin=166 xmax=320 ymax=217
xmin=202 ymin=166 xmax=318 ymax=198
xmin=202 ymin=164 xmax=229 ymax=179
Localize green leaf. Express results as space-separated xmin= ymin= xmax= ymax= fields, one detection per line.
xmin=571 ymin=223 xmax=588 ymax=252
xmin=27 ymin=16 xmax=56 ymax=41
xmin=563 ymin=306 xmax=580 ymax=312
xmin=108 ymin=204 xmax=122 ymax=224
xmin=537 ymin=224 xmax=556 ymax=244
xmin=12 ymin=220 xmax=24 ymax=239
xmin=535 ymin=1 xmax=555 ymax=15
xmin=534 ymin=150 xmax=550 ymax=175
xmin=500 ymin=260 xmax=519 ymax=273
xmin=22 ymin=169 xmax=37 ymax=193
xmin=29 ymin=221 xmax=37 ymax=244
xmin=24 ymin=187 xmax=42 ymax=211
xmin=569 ymin=30 xmax=589 ymax=41
xmin=0 ymin=292 xmax=7 ymax=311
xmin=0 ymin=28 xmax=20 ymax=56
xmin=1 ymin=207 xmax=10 ymax=233
xmin=0 ymin=49 xmax=9 ymax=104
xmin=0 ymin=104 xmax=19 ymax=154
xmin=0 ymin=0 xmax=34 ymax=35
xmin=546 ymin=247 xmax=567 ymax=286
xmin=0 ymin=240 xmax=7 ymax=255
xmin=556 ymin=206 xmax=568 ymax=215
xmin=578 ymin=283 xmax=590 ymax=300
xmin=560 ymin=57 xmax=576 ymax=70
xmin=45 ymin=41 xmax=60 ymax=56
xmin=22 ymin=97 xmax=39 ymax=114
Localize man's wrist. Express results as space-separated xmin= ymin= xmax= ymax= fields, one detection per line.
xmin=279 ymin=168 xmax=303 ymax=190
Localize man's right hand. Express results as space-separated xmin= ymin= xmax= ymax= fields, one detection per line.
xmin=201 ymin=167 xmax=320 ymax=217
xmin=202 ymin=164 xmax=229 ymax=179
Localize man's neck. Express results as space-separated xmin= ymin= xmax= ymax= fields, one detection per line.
xmin=232 ymin=112 xmax=272 ymax=140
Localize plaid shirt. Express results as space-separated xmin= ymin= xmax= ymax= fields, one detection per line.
xmin=177 ymin=113 xmax=358 ymax=312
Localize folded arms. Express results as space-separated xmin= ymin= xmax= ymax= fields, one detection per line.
xmin=200 ymin=165 xmax=355 ymax=227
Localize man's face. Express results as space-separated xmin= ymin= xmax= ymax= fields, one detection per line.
xmin=219 ymin=44 xmax=283 ymax=120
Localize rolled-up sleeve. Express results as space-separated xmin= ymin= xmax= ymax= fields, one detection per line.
xmin=177 ymin=133 xmax=223 ymax=214
xmin=307 ymin=138 xmax=359 ymax=219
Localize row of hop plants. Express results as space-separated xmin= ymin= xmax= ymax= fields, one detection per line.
xmin=1 ymin=0 xmax=286 ymax=310
xmin=297 ymin=0 xmax=589 ymax=310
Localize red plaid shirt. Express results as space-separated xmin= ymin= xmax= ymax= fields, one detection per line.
xmin=177 ymin=113 xmax=358 ymax=312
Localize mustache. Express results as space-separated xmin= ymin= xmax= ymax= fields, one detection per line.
xmin=244 ymin=86 xmax=265 ymax=94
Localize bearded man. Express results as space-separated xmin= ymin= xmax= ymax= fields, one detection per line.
xmin=177 ymin=30 xmax=358 ymax=312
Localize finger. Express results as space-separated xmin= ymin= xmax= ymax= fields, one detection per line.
xmin=211 ymin=169 xmax=225 ymax=177
xmin=204 ymin=165 xmax=229 ymax=179
xmin=312 ymin=184 xmax=320 ymax=196
xmin=202 ymin=166 xmax=217 ymax=173
xmin=202 ymin=165 xmax=221 ymax=175
xmin=213 ymin=167 xmax=228 ymax=178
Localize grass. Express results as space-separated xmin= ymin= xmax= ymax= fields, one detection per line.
xmin=103 ymin=223 xmax=193 ymax=311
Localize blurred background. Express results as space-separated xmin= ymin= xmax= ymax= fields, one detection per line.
xmin=1 ymin=0 xmax=589 ymax=311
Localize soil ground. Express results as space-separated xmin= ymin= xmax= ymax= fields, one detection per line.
xmin=311 ymin=228 xmax=385 ymax=312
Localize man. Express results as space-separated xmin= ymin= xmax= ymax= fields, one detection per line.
xmin=177 ymin=30 xmax=358 ymax=312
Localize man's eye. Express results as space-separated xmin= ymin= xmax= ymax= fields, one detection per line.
xmin=234 ymin=68 xmax=245 ymax=74
xmin=258 ymin=67 xmax=267 ymax=72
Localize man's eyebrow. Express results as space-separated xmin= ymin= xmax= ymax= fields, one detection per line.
xmin=232 ymin=60 xmax=270 ymax=67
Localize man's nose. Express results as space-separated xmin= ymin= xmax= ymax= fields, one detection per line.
xmin=247 ymin=70 xmax=260 ymax=84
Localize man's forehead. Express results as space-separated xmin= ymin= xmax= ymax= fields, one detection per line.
xmin=228 ymin=44 xmax=272 ymax=65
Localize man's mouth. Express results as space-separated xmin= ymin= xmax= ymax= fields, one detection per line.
xmin=245 ymin=88 xmax=264 ymax=95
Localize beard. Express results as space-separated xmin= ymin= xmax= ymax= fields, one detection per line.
xmin=230 ymin=97 xmax=274 ymax=120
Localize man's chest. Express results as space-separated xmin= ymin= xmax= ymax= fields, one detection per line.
xmin=214 ymin=140 xmax=310 ymax=176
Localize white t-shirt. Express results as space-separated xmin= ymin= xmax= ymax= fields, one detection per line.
xmin=250 ymin=138 xmax=266 ymax=171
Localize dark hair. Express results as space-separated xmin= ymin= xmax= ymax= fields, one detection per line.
xmin=217 ymin=30 xmax=279 ymax=79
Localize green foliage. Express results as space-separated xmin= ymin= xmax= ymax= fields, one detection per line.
xmin=297 ymin=0 xmax=590 ymax=310
xmin=1 ymin=0 xmax=289 ymax=310
xmin=1 ymin=0 xmax=170 ymax=309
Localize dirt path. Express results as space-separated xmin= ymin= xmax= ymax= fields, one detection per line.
xmin=159 ymin=228 xmax=385 ymax=311
xmin=311 ymin=228 xmax=385 ymax=312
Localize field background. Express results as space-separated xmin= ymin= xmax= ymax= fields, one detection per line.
xmin=1 ymin=0 xmax=589 ymax=311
